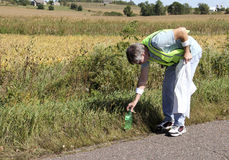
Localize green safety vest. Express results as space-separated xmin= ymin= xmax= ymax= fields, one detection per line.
xmin=141 ymin=29 xmax=190 ymax=66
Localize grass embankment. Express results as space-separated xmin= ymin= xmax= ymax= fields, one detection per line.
xmin=0 ymin=16 xmax=229 ymax=35
xmin=0 ymin=40 xmax=229 ymax=159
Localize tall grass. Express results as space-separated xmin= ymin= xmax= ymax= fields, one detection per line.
xmin=0 ymin=41 xmax=229 ymax=159
xmin=0 ymin=16 xmax=229 ymax=35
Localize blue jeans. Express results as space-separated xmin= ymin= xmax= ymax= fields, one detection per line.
xmin=162 ymin=54 xmax=201 ymax=126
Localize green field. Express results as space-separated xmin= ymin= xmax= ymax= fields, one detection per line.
xmin=0 ymin=5 xmax=229 ymax=159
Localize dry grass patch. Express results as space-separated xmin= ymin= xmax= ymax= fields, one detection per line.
xmin=0 ymin=34 xmax=227 ymax=69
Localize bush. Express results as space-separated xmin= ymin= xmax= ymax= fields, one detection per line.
xmin=70 ymin=3 xmax=77 ymax=10
xmin=19 ymin=0 xmax=30 ymax=6
xmin=123 ymin=5 xmax=133 ymax=17
xmin=37 ymin=4 xmax=44 ymax=9
xmin=103 ymin=11 xmax=123 ymax=16
xmin=225 ymin=8 xmax=229 ymax=14
xmin=112 ymin=0 xmax=135 ymax=5
xmin=78 ymin=5 xmax=83 ymax=11
xmin=48 ymin=5 xmax=54 ymax=10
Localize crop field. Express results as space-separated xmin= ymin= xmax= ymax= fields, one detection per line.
xmin=0 ymin=5 xmax=229 ymax=159
xmin=0 ymin=34 xmax=227 ymax=68
xmin=0 ymin=34 xmax=123 ymax=68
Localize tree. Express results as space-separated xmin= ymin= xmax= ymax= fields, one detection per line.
xmin=216 ymin=5 xmax=221 ymax=12
xmin=154 ymin=0 xmax=165 ymax=15
xmin=168 ymin=2 xmax=184 ymax=15
xmin=112 ymin=0 xmax=135 ymax=5
xmin=78 ymin=5 xmax=83 ymax=11
xmin=49 ymin=5 xmax=54 ymax=10
xmin=225 ymin=8 xmax=229 ymax=14
xmin=123 ymin=5 xmax=133 ymax=17
xmin=138 ymin=2 xmax=155 ymax=16
xmin=139 ymin=3 xmax=148 ymax=16
xmin=70 ymin=3 xmax=77 ymax=10
xmin=194 ymin=8 xmax=200 ymax=14
xmin=48 ymin=0 xmax=54 ymax=5
xmin=183 ymin=3 xmax=192 ymax=14
xmin=198 ymin=3 xmax=209 ymax=14
xmin=59 ymin=0 xmax=67 ymax=6
xmin=220 ymin=5 xmax=225 ymax=11
xmin=37 ymin=4 xmax=44 ymax=9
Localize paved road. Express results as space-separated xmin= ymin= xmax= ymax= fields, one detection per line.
xmin=43 ymin=120 xmax=229 ymax=160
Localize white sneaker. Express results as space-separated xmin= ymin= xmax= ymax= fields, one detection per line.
xmin=168 ymin=125 xmax=186 ymax=137
xmin=156 ymin=121 xmax=174 ymax=134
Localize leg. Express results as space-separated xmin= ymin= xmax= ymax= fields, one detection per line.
xmin=162 ymin=64 xmax=177 ymax=122
xmin=156 ymin=64 xmax=177 ymax=132
xmin=174 ymin=113 xmax=185 ymax=126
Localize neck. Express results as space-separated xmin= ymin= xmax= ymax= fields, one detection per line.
xmin=144 ymin=46 xmax=150 ymax=57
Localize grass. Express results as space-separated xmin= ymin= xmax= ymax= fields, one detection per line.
xmin=0 ymin=40 xmax=229 ymax=159
xmin=1 ymin=16 xmax=229 ymax=36
xmin=0 ymin=34 xmax=227 ymax=70
xmin=0 ymin=84 xmax=228 ymax=159
xmin=24 ymin=5 xmax=73 ymax=11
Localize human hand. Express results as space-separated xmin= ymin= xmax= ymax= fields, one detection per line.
xmin=126 ymin=101 xmax=137 ymax=113
xmin=184 ymin=51 xmax=192 ymax=64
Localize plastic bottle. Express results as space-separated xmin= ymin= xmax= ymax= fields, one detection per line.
xmin=124 ymin=111 xmax=132 ymax=130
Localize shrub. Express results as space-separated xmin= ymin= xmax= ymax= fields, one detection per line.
xmin=123 ymin=5 xmax=133 ymax=17
xmin=225 ymin=8 xmax=229 ymax=14
xmin=103 ymin=11 xmax=123 ymax=16
xmin=19 ymin=0 xmax=30 ymax=6
xmin=48 ymin=5 xmax=54 ymax=10
xmin=70 ymin=3 xmax=77 ymax=10
xmin=37 ymin=4 xmax=44 ymax=9
xmin=78 ymin=5 xmax=83 ymax=11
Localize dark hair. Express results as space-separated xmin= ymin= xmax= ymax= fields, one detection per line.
xmin=126 ymin=43 xmax=145 ymax=64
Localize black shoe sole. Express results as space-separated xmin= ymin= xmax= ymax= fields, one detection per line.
xmin=155 ymin=127 xmax=168 ymax=134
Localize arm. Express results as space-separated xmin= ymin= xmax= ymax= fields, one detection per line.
xmin=126 ymin=65 xmax=149 ymax=112
xmin=173 ymin=27 xmax=192 ymax=63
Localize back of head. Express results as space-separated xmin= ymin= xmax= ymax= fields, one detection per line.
xmin=126 ymin=43 xmax=145 ymax=64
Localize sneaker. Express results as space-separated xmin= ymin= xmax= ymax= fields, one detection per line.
xmin=156 ymin=121 xmax=173 ymax=133
xmin=168 ymin=125 xmax=186 ymax=137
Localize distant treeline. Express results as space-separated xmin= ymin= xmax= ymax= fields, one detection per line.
xmin=1 ymin=0 xmax=229 ymax=16
xmin=138 ymin=0 xmax=229 ymax=16
xmin=0 ymin=0 xmax=135 ymax=6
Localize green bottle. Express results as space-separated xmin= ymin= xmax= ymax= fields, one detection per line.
xmin=124 ymin=111 xmax=132 ymax=130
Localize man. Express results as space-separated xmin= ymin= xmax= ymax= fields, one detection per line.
xmin=126 ymin=27 xmax=202 ymax=137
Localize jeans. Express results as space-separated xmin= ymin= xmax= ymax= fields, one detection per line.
xmin=162 ymin=53 xmax=202 ymax=126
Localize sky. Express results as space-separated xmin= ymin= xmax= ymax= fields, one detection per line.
xmin=130 ymin=0 xmax=229 ymax=8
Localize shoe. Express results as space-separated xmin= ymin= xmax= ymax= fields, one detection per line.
xmin=168 ymin=125 xmax=186 ymax=137
xmin=156 ymin=121 xmax=173 ymax=133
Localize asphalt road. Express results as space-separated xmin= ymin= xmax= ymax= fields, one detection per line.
xmin=43 ymin=120 xmax=229 ymax=160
